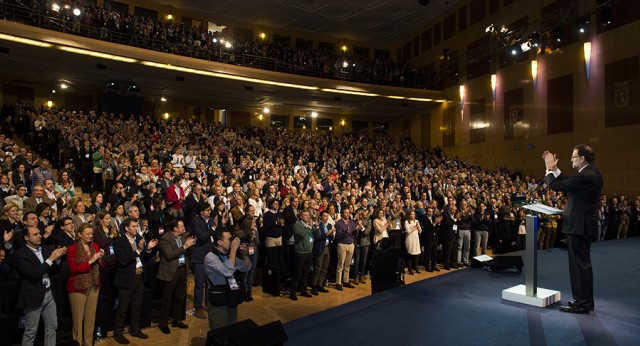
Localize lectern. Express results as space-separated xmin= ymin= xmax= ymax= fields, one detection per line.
xmin=501 ymin=203 xmax=562 ymax=307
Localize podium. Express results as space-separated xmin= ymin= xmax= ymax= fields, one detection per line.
xmin=501 ymin=203 xmax=562 ymax=307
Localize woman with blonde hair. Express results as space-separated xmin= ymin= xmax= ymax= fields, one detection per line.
xmin=66 ymin=222 xmax=105 ymax=346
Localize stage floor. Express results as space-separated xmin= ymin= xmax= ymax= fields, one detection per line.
xmin=285 ymin=238 xmax=640 ymax=346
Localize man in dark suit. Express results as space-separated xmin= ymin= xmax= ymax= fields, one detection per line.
xmin=157 ymin=219 xmax=196 ymax=334
xmin=189 ymin=202 xmax=216 ymax=319
xmin=418 ymin=206 xmax=441 ymax=272
xmin=14 ymin=226 xmax=67 ymax=346
xmin=439 ymin=204 xmax=459 ymax=270
xmin=112 ymin=217 xmax=158 ymax=344
xmin=543 ymin=144 xmax=603 ymax=314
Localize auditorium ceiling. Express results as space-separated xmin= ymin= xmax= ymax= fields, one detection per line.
xmin=158 ymin=0 xmax=459 ymax=43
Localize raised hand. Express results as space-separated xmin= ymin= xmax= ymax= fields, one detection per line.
xmin=542 ymin=151 xmax=558 ymax=171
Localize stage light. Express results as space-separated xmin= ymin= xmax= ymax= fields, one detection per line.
xmin=601 ymin=6 xmax=612 ymax=26
xmin=341 ymin=119 xmax=346 ymax=126
xmin=311 ymin=112 xmax=318 ymax=118
xmin=576 ymin=15 xmax=590 ymax=34
xmin=485 ymin=24 xmax=495 ymax=33
xmin=341 ymin=45 xmax=347 ymax=52
xmin=224 ymin=42 xmax=232 ymax=48
xmin=47 ymin=100 xmax=53 ymax=108
xmin=164 ymin=113 xmax=169 ymax=119
xmin=263 ymin=107 xmax=270 ymax=114
xmin=530 ymin=32 xmax=542 ymax=47
xmin=258 ymin=114 xmax=263 ymax=121
xmin=342 ymin=61 xmax=349 ymax=68
xmin=60 ymin=83 xmax=68 ymax=89
xmin=511 ymin=45 xmax=521 ymax=56
xmin=127 ymin=83 xmax=141 ymax=93
xmin=260 ymin=33 xmax=266 ymax=40
xmin=105 ymin=80 xmax=119 ymax=90
xmin=52 ymin=3 xmax=60 ymax=12
xmin=73 ymin=8 xmax=81 ymax=16
xmin=167 ymin=14 xmax=173 ymax=20
xmin=161 ymin=97 xmax=167 ymax=102
xmin=520 ymin=42 xmax=531 ymax=53
xmin=552 ymin=27 xmax=563 ymax=43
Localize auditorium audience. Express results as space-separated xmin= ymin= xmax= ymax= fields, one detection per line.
xmin=0 ymin=103 xmax=638 ymax=343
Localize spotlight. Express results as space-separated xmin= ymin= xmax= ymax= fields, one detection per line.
xmin=485 ymin=24 xmax=495 ymax=33
xmin=552 ymin=27 xmax=563 ymax=43
xmin=576 ymin=15 xmax=590 ymax=34
xmin=213 ymin=38 xmax=218 ymax=43
xmin=601 ymin=6 xmax=612 ymax=26
xmin=520 ymin=42 xmax=531 ymax=52
xmin=105 ymin=80 xmax=120 ymax=90
xmin=60 ymin=83 xmax=68 ymax=89
xmin=161 ymin=97 xmax=167 ymax=102
xmin=263 ymin=107 xmax=270 ymax=114
xmin=73 ymin=8 xmax=81 ymax=16
xmin=510 ymin=45 xmax=521 ymax=56
xmin=311 ymin=112 xmax=318 ymax=118
xmin=224 ymin=42 xmax=232 ymax=48
xmin=342 ymin=61 xmax=349 ymax=68
xmin=127 ymin=83 xmax=141 ymax=93
xmin=52 ymin=3 xmax=60 ymax=12
xmin=530 ymin=32 xmax=542 ymax=47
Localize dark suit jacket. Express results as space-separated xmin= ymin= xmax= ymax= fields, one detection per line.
xmin=439 ymin=211 xmax=457 ymax=242
xmin=544 ymin=165 xmax=603 ymax=236
xmin=417 ymin=213 xmax=438 ymax=244
xmin=14 ymin=244 xmax=55 ymax=309
xmin=189 ymin=216 xmax=215 ymax=264
xmin=156 ymin=232 xmax=189 ymax=281
xmin=113 ymin=234 xmax=153 ymax=288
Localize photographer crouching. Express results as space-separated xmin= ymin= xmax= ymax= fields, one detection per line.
xmin=204 ymin=229 xmax=251 ymax=331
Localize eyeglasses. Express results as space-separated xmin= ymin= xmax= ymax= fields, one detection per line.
xmin=571 ymin=156 xmax=581 ymax=159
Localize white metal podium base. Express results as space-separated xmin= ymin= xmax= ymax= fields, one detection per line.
xmin=502 ymin=284 xmax=561 ymax=307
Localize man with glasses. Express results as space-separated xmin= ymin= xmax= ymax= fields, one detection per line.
xmin=4 ymin=184 xmax=28 ymax=213
xmin=543 ymin=145 xmax=603 ymax=314
xmin=24 ymin=184 xmax=54 ymax=213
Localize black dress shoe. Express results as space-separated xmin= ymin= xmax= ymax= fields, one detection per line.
xmin=114 ymin=334 xmax=130 ymax=345
xmin=426 ymin=268 xmax=433 ymax=272
xmin=159 ymin=325 xmax=171 ymax=334
xmin=317 ymin=286 xmax=329 ymax=293
xmin=290 ymin=293 xmax=298 ymax=301
xmin=568 ymin=300 xmax=594 ymax=311
xmin=343 ymin=282 xmax=355 ymax=289
xmin=172 ymin=321 xmax=189 ymax=329
xmin=300 ymin=291 xmax=312 ymax=298
xmin=559 ymin=305 xmax=590 ymax=314
xmin=311 ymin=288 xmax=319 ymax=295
xmin=415 ymin=269 xmax=421 ymax=274
xmin=432 ymin=267 xmax=440 ymax=272
xmin=130 ymin=330 xmax=149 ymax=339
xmin=335 ymin=284 xmax=343 ymax=291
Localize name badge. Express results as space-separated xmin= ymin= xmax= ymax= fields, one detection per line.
xmin=494 ymin=214 xmax=498 ymax=219
xmin=248 ymin=245 xmax=254 ymax=255
xmin=136 ymin=257 xmax=143 ymax=268
xmin=109 ymin=244 xmax=115 ymax=255
xmin=158 ymin=227 xmax=164 ymax=235
xmin=453 ymin=225 xmax=458 ymax=231
xmin=308 ymin=235 xmax=314 ymax=243
xmin=150 ymin=204 xmax=155 ymax=211
xmin=178 ymin=253 xmax=186 ymax=265
xmin=228 ymin=277 xmax=239 ymax=290
xmin=86 ymin=153 xmax=90 ymax=158
xmin=210 ymin=236 xmax=214 ymax=243
xmin=42 ymin=278 xmax=50 ymax=286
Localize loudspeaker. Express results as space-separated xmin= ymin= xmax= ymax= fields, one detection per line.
xmin=490 ymin=255 xmax=524 ymax=272
xmin=235 ymin=320 xmax=288 ymax=346
xmin=206 ymin=319 xmax=259 ymax=346
xmin=471 ymin=254 xmax=493 ymax=268
xmin=206 ymin=319 xmax=287 ymax=346
xmin=262 ymin=264 xmax=281 ymax=296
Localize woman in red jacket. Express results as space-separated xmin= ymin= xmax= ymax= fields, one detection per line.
xmin=67 ymin=222 xmax=105 ymax=346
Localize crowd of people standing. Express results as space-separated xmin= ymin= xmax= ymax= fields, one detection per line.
xmin=0 ymin=103 xmax=639 ymax=345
